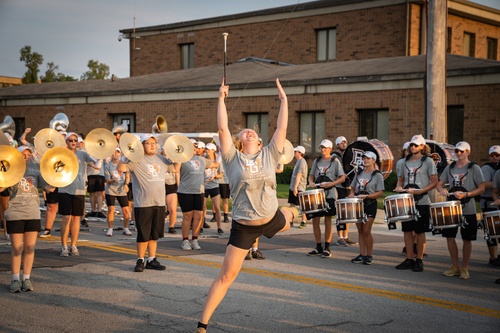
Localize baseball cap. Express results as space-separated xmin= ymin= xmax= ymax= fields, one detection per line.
xmin=190 ymin=138 xmax=197 ymax=144
xmin=60 ymin=131 xmax=67 ymax=136
xmin=77 ymin=136 xmax=84 ymax=143
xmin=455 ymin=141 xmax=471 ymax=152
xmin=410 ymin=134 xmax=426 ymax=146
xmin=362 ymin=151 xmax=377 ymax=160
xmin=66 ymin=132 xmax=78 ymax=140
xmin=17 ymin=145 xmax=34 ymax=154
xmin=294 ymin=145 xmax=306 ymax=154
xmin=402 ymin=142 xmax=410 ymax=150
xmin=335 ymin=136 xmax=347 ymax=146
xmin=140 ymin=133 xmax=155 ymax=143
xmin=319 ymin=139 xmax=333 ymax=149
xmin=115 ymin=147 xmax=121 ymax=152
xmin=196 ymin=141 xmax=205 ymax=149
xmin=206 ymin=143 xmax=217 ymax=151
xmin=489 ymin=145 xmax=500 ymax=155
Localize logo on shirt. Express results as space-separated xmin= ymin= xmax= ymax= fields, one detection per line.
xmin=452 ymin=173 xmax=466 ymax=187
xmin=190 ymin=160 xmax=201 ymax=170
xmin=244 ymin=156 xmax=262 ymax=174
xmin=147 ymin=164 xmax=161 ymax=177
xmin=18 ymin=177 xmax=33 ymax=192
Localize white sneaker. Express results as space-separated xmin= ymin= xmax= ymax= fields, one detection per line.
xmin=60 ymin=246 xmax=69 ymax=257
xmin=122 ymin=228 xmax=132 ymax=236
xmin=106 ymin=228 xmax=113 ymax=237
xmin=182 ymin=239 xmax=192 ymax=250
xmin=3 ymin=233 xmax=10 ymax=241
xmin=69 ymin=246 xmax=79 ymax=256
xmin=191 ymin=239 xmax=201 ymax=250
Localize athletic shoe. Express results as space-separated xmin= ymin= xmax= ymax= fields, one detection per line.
xmin=129 ymin=220 xmax=135 ymax=226
xmin=460 ymin=268 xmax=470 ymax=280
xmin=191 ymin=239 xmax=201 ymax=250
xmin=351 ymin=254 xmax=365 ymax=264
xmin=3 ymin=233 xmax=9 ymax=241
xmin=85 ymin=211 xmax=96 ymax=218
xmin=412 ymin=258 xmax=424 ymax=272
xmin=182 ymin=239 xmax=192 ymax=250
xmin=145 ymin=258 xmax=166 ymax=270
xmin=363 ymin=255 xmax=373 ymax=265
xmin=167 ymin=227 xmax=176 ymax=234
xmin=134 ymin=259 xmax=144 ymax=272
xmin=252 ymin=250 xmax=265 ymax=260
xmin=106 ymin=228 xmax=113 ymax=237
xmin=307 ymin=248 xmax=323 ymax=256
xmin=290 ymin=221 xmax=294 ymax=227
xmin=203 ymin=222 xmax=211 ymax=229
xmin=69 ymin=246 xmax=79 ymax=256
xmin=223 ymin=217 xmax=230 ymax=223
xmin=321 ymin=250 xmax=332 ymax=258
xmin=81 ymin=219 xmax=89 ymax=227
xmin=488 ymin=258 xmax=500 ymax=267
xmin=21 ymin=279 xmax=33 ymax=292
xmin=122 ymin=228 xmax=132 ymax=236
xmin=101 ymin=204 xmax=108 ymax=212
xmin=96 ymin=212 xmax=107 ymax=219
xmin=210 ymin=216 xmax=216 ymax=222
xmin=298 ymin=222 xmax=307 ymax=229
xmin=9 ymin=280 xmax=21 ymax=293
xmin=395 ymin=259 xmax=415 ymax=270
xmin=217 ymin=228 xmax=224 ymax=235
xmin=60 ymin=246 xmax=69 ymax=257
xmin=442 ymin=266 xmax=460 ymax=277
xmin=336 ymin=238 xmax=348 ymax=247
xmin=199 ymin=228 xmax=203 ymax=234
xmin=39 ymin=230 xmax=51 ymax=238
xmin=345 ymin=238 xmax=358 ymax=246
xmin=245 ymin=250 xmax=252 ymax=260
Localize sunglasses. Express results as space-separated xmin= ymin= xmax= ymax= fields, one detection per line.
xmin=67 ymin=139 xmax=78 ymax=143
xmin=454 ymin=149 xmax=465 ymax=154
xmin=490 ymin=153 xmax=500 ymax=157
xmin=409 ymin=143 xmax=419 ymax=147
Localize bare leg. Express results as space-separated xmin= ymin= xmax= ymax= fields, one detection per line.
xmin=446 ymin=237 xmax=460 ymax=269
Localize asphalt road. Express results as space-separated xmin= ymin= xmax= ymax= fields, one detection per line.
xmin=0 ymin=200 xmax=499 ymax=333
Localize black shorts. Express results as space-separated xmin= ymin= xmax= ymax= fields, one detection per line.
xmin=483 ymin=207 xmax=499 ymax=247
xmin=105 ymin=194 xmax=128 ymax=208
xmin=401 ymin=205 xmax=432 ymax=234
xmin=0 ymin=188 xmax=9 ymax=197
xmin=178 ymin=193 xmax=204 ymax=212
xmin=228 ymin=210 xmax=286 ymax=250
xmin=442 ymin=214 xmax=478 ymax=241
xmin=165 ymin=184 xmax=178 ymax=195
xmin=364 ymin=199 xmax=378 ymax=218
xmin=204 ymin=187 xmax=220 ymax=199
xmin=7 ymin=219 xmax=41 ymax=234
xmin=306 ymin=198 xmax=336 ymax=220
xmin=127 ymin=183 xmax=133 ymax=201
xmin=87 ymin=175 xmax=105 ymax=192
xmin=219 ymin=184 xmax=230 ymax=199
xmin=58 ymin=193 xmax=85 ymax=216
xmin=287 ymin=189 xmax=300 ymax=206
xmin=45 ymin=188 xmax=59 ymax=204
xmin=134 ymin=206 xmax=165 ymax=242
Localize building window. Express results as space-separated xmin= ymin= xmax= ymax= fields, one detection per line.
xmin=463 ymin=32 xmax=475 ymax=57
xmin=446 ymin=27 xmax=452 ymax=54
xmin=447 ymin=105 xmax=464 ymax=145
xmin=112 ymin=114 xmax=136 ymax=133
xmin=246 ymin=113 xmax=269 ymax=144
xmin=316 ymin=28 xmax=336 ymax=61
xmin=299 ymin=111 xmax=325 ymax=154
xmin=487 ymin=37 xmax=498 ymax=60
xmin=358 ymin=109 xmax=389 ymax=143
xmin=180 ymin=43 xmax=194 ymax=69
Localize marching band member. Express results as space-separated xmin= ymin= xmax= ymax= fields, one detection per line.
xmin=289 ymin=145 xmax=308 ymax=228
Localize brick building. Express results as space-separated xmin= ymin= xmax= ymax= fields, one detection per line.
xmin=0 ymin=0 xmax=499 ymax=166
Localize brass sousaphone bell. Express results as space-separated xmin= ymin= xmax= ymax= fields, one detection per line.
xmin=164 ymin=135 xmax=194 ymax=163
xmin=0 ymin=146 xmax=27 ymax=188
xmin=40 ymin=147 xmax=78 ymax=188
xmin=0 ymin=115 xmax=16 ymax=137
xmin=34 ymin=128 xmax=66 ymax=155
xmin=85 ymin=128 xmax=117 ymax=159
xmin=119 ymin=133 xmax=144 ymax=162
xmin=152 ymin=115 xmax=168 ymax=133
xmin=0 ymin=132 xmax=10 ymax=146
xmin=279 ymin=139 xmax=295 ymax=165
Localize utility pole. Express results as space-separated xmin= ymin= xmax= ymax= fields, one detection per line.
xmin=426 ymin=0 xmax=447 ymax=143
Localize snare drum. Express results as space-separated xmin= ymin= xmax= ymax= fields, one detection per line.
xmin=429 ymin=201 xmax=463 ymax=229
xmin=335 ymin=198 xmax=364 ymax=224
xmin=298 ymin=189 xmax=327 ymax=215
xmin=483 ymin=210 xmax=500 ymax=239
xmin=384 ymin=193 xmax=416 ymax=223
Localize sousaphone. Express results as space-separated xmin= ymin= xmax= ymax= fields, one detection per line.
xmin=0 ymin=132 xmax=10 ymax=146
xmin=0 ymin=146 xmax=26 ymax=188
xmin=279 ymin=139 xmax=294 ymax=165
xmin=164 ymin=135 xmax=194 ymax=163
xmin=40 ymin=147 xmax=78 ymax=187
xmin=119 ymin=133 xmax=144 ymax=162
xmin=85 ymin=128 xmax=117 ymax=159
xmin=34 ymin=128 xmax=66 ymax=155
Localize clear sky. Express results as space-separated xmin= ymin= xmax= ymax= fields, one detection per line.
xmin=0 ymin=0 xmax=498 ymax=80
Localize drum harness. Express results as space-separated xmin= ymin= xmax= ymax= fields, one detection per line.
xmin=447 ymin=161 xmax=476 ymax=205
xmin=353 ymin=170 xmax=380 ymax=208
xmin=403 ymin=154 xmax=429 ymax=202
xmin=313 ymin=155 xmax=341 ymax=210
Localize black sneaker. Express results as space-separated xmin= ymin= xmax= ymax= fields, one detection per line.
xmin=217 ymin=228 xmax=224 ymax=235
xmin=145 ymin=258 xmax=166 ymax=270
xmin=134 ymin=259 xmax=145 ymax=272
xmin=85 ymin=212 xmax=96 ymax=218
xmin=351 ymin=254 xmax=365 ymax=264
xmin=168 ymin=227 xmax=177 ymax=234
xmin=223 ymin=217 xmax=230 ymax=223
xmin=252 ymin=250 xmax=265 ymax=260
xmin=210 ymin=216 xmax=216 ymax=222
xmin=203 ymin=222 xmax=211 ymax=229
xmin=81 ymin=219 xmax=89 ymax=227
xmin=96 ymin=212 xmax=107 ymax=219
xmin=396 ymin=258 xmax=415 ymax=270
xmin=412 ymin=258 xmax=424 ymax=272
xmin=488 ymin=258 xmax=500 ymax=267
xmin=245 ymin=250 xmax=252 ymax=260
xmin=363 ymin=255 xmax=373 ymax=265
xmin=321 ymin=250 xmax=332 ymax=258
xmin=307 ymin=248 xmax=323 ymax=256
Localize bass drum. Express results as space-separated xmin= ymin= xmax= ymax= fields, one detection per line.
xmin=343 ymin=139 xmax=394 ymax=180
xmin=425 ymin=140 xmax=457 ymax=176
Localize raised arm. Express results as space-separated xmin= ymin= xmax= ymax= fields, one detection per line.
xmin=217 ymin=79 xmax=232 ymax=156
xmin=271 ymin=78 xmax=288 ymax=153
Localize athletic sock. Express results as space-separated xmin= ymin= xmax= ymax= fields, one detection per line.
xmin=197 ymin=322 xmax=208 ymax=329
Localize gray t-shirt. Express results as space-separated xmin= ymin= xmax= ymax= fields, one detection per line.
xmin=164 ymin=164 xmax=177 ymax=186
xmin=205 ymin=162 xmax=220 ymax=190
xmin=4 ymin=161 xmax=47 ymax=221
xmin=290 ymin=158 xmax=308 ymax=192
xmin=481 ymin=163 xmax=497 ymax=209
xmin=222 ymin=139 xmax=282 ymax=223
xmin=126 ymin=154 xmax=172 ymax=207
xmin=397 ymin=156 xmax=437 ymax=205
xmin=178 ymin=156 xmax=212 ymax=194
xmin=439 ymin=162 xmax=485 ymax=215
xmin=309 ymin=156 xmax=344 ymax=199
xmin=217 ymin=154 xmax=229 ymax=185
xmin=352 ymin=170 xmax=385 ymax=195
xmin=104 ymin=161 xmax=127 ymax=196
xmin=59 ymin=150 xmax=97 ymax=195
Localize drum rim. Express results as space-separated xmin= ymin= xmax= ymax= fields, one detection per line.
xmin=384 ymin=193 xmax=414 ymax=200
xmin=429 ymin=201 xmax=461 ymax=207
xmin=299 ymin=189 xmax=325 ymax=195
xmin=483 ymin=210 xmax=500 ymax=217
xmin=336 ymin=197 xmax=363 ymax=203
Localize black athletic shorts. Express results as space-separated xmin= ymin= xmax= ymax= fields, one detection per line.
xmin=87 ymin=175 xmax=105 ymax=192
xmin=134 ymin=206 xmax=165 ymax=242
xmin=178 ymin=193 xmax=204 ymax=212
xmin=401 ymin=205 xmax=432 ymax=234
xmin=58 ymin=193 xmax=85 ymax=216
xmin=165 ymin=184 xmax=178 ymax=195
xmin=45 ymin=187 xmax=59 ymax=204
xmin=442 ymin=214 xmax=478 ymax=241
xmin=0 ymin=188 xmax=9 ymax=197
xmin=7 ymin=219 xmax=41 ymax=234
xmin=105 ymin=194 xmax=128 ymax=208
xmin=219 ymin=184 xmax=230 ymax=199
xmin=204 ymin=187 xmax=220 ymax=198
xmin=127 ymin=183 xmax=133 ymax=201
xmin=287 ymin=189 xmax=300 ymax=206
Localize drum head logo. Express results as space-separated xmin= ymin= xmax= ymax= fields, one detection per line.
xmin=429 ymin=153 xmax=441 ymax=167
xmin=350 ymin=148 xmax=365 ymax=169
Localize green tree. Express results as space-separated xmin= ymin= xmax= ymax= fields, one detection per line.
xmin=80 ymin=59 xmax=110 ymax=80
xmin=19 ymin=45 xmax=44 ymax=84
xmin=41 ymin=62 xmax=77 ymax=82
